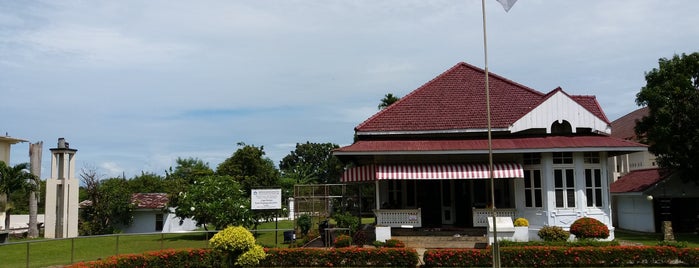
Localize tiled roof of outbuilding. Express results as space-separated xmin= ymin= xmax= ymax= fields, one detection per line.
xmin=610 ymin=168 xmax=669 ymax=193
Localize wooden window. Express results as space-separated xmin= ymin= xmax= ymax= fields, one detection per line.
xmin=554 ymin=169 xmax=575 ymax=208
xmin=585 ymin=169 xmax=603 ymax=207
xmin=524 ymin=169 xmax=543 ymax=208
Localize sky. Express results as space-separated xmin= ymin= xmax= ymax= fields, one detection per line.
xmin=2 ymin=0 xmax=698 ymax=179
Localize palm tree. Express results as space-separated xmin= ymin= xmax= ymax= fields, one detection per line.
xmin=0 ymin=162 xmax=37 ymax=231
xmin=378 ymin=93 xmax=400 ymax=110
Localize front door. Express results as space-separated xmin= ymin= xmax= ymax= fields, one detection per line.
xmin=441 ymin=180 xmax=455 ymax=225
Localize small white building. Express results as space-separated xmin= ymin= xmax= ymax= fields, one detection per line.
xmin=119 ymin=193 xmax=197 ymax=234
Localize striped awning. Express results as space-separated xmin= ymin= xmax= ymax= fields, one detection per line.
xmin=341 ymin=163 xmax=524 ymax=183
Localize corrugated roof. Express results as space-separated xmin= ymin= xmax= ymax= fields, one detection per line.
xmin=355 ymin=62 xmax=609 ymax=133
xmin=610 ymin=168 xmax=669 ymax=193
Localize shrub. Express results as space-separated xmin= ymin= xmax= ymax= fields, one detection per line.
xmin=353 ymin=230 xmax=368 ymax=246
xmin=570 ymin=217 xmax=609 ymax=239
xmin=537 ymin=226 xmax=569 ymax=242
xmin=332 ymin=211 xmax=360 ymax=232
xmin=297 ymin=214 xmax=312 ymax=235
xmin=209 ymin=226 xmax=266 ymax=266
xmin=334 ymin=234 xmax=352 ymax=248
xmin=657 ymin=240 xmax=688 ymax=248
xmin=372 ymin=240 xmax=385 ymax=248
xmin=513 ymin=217 xmax=529 ymax=227
xmin=384 ymin=238 xmax=406 ymax=248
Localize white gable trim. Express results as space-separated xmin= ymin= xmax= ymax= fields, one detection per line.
xmin=510 ymin=91 xmax=610 ymax=134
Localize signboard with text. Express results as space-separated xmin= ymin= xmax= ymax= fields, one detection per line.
xmin=251 ymin=189 xmax=282 ymax=210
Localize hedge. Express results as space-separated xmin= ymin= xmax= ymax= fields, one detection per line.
xmin=67 ymin=247 xmax=419 ymax=267
xmin=423 ymin=246 xmax=699 ymax=267
xmin=260 ymin=247 xmax=419 ymax=267
xmin=67 ymin=248 xmax=224 ymax=268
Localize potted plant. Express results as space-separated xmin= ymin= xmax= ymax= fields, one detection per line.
xmin=513 ymin=217 xmax=529 ymax=242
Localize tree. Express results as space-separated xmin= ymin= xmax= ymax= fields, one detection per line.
xmin=216 ymin=143 xmax=280 ymax=195
xmin=636 ymin=52 xmax=699 ymax=182
xmin=378 ymin=93 xmax=400 ymax=110
xmin=127 ymin=172 xmax=165 ymax=193
xmin=78 ymin=167 xmax=134 ymax=235
xmin=0 ymin=162 xmax=36 ymax=231
xmin=279 ymin=142 xmax=344 ymax=184
xmin=165 ymin=157 xmax=215 ymax=217
xmin=173 ymin=175 xmax=252 ymax=230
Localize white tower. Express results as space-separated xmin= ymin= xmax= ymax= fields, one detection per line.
xmin=44 ymin=138 xmax=79 ymax=238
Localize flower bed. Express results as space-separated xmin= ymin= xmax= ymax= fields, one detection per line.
xmin=261 ymin=247 xmax=419 ymax=267
xmin=67 ymin=248 xmax=224 ymax=268
xmin=423 ymin=246 xmax=699 ymax=267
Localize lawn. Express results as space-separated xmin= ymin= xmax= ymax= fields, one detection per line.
xmin=615 ymin=229 xmax=699 ymax=247
xmin=0 ymin=232 xmax=213 ymax=268
xmin=0 ymin=221 xmax=296 ymax=268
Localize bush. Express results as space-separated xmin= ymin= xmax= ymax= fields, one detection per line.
xmin=384 ymin=239 xmax=406 ymax=248
xmin=570 ymin=217 xmax=609 ymax=239
xmin=537 ymin=226 xmax=569 ymax=242
xmin=513 ymin=217 xmax=529 ymax=227
xmin=334 ymin=234 xmax=352 ymax=248
xmin=297 ymin=214 xmax=312 ymax=235
xmin=657 ymin=240 xmax=688 ymax=248
xmin=332 ymin=211 xmax=360 ymax=232
xmin=499 ymin=239 xmax=619 ymax=247
xmin=353 ymin=230 xmax=368 ymax=246
xmin=209 ymin=226 xmax=266 ymax=266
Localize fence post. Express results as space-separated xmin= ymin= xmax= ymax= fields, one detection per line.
xmin=26 ymin=241 xmax=30 ymax=268
xmin=71 ymin=238 xmax=75 ymax=264
xmin=161 ymin=233 xmax=164 ymax=250
xmin=115 ymin=234 xmax=119 ymax=257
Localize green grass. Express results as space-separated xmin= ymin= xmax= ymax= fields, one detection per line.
xmin=251 ymin=219 xmax=294 ymax=248
xmin=615 ymin=229 xmax=699 ymax=247
xmin=0 ymin=232 xmax=213 ymax=268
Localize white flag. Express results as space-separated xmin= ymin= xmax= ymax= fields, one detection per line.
xmin=496 ymin=0 xmax=518 ymax=12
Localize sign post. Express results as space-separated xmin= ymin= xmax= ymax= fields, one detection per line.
xmin=251 ymin=189 xmax=282 ymax=244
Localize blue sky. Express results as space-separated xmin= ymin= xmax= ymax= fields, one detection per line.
xmin=2 ymin=0 xmax=698 ymax=179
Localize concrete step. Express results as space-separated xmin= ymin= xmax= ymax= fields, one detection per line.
xmin=396 ymin=235 xmax=487 ymax=249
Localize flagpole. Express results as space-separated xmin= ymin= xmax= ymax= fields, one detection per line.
xmin=481 ymin=0 xmax=501 ymax=267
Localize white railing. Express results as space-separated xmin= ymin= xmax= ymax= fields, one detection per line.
xmin=472 ymin=208 xmax=517 ymax=227
xmin=373 ymin=209 xmax=422 ymax=228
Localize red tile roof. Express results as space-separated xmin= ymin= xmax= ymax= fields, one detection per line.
xmin=335 ymin=135 xmax=645 ymax=154
xmin=611 ymin=107 xmax=648 ymax=141
xmin=79 ymin=193 xmax=169 ymax=209
xmin=355 ymin=62 xmax=609 ymax=133
xmin=610 ymin=168 xmax=670 ymax=193
xmin=131 ymin=193 xmax=169 ymax=209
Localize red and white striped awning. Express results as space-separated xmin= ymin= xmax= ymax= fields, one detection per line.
xmin=341 ymin=163 xmax=523 ymax=183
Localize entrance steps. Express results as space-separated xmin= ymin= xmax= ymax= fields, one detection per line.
xmin=397 ymin=235 xmax=487 ymax=249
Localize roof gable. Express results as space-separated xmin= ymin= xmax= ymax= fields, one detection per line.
xmin=510 ymin=88 xmax=611 ymax=134
xmin=355 ymin=62 xmax=610 ymax=135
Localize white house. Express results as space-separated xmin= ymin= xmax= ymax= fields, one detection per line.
xmin=333 ymin=62 xmax=646 ymax=240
